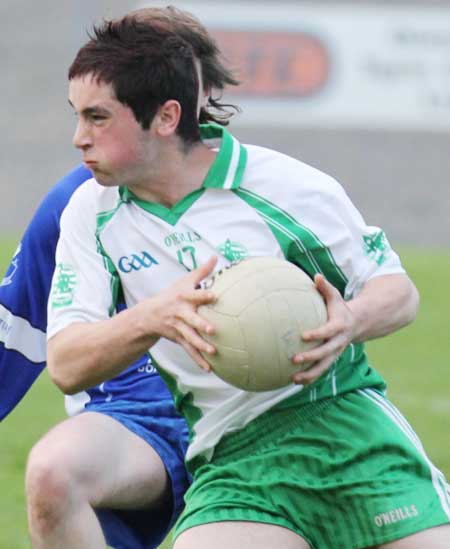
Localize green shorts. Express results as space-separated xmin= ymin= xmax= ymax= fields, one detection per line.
xmin=174 ymin=389 xmax=450 ymax=548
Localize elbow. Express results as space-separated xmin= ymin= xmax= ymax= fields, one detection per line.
xmin=49 ymin=372 xmax=82 ymax=396
xmin=47 ymin=357 xmax=81 ymax=395
xmin=403 ymin=279 xmax=420 ymax=326
xmin=47 ymin=343 xmax=87 ymax=395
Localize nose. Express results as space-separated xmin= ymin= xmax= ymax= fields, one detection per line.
xmin=72 ymin=119 xmax=92 ymax=150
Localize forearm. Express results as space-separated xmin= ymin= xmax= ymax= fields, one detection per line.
xmin=292 ymin=272 xmax=419 ymax=384
xmin=347 ymin=273 xmax=419 ymax=343
xmin=47 ymin=257 xmax=218 ymax=394
xmin=47 ymin=305 xmax=159 ymax=394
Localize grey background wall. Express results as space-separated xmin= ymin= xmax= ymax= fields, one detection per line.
xmin=1 ymin=0 xmax=449 ymax=247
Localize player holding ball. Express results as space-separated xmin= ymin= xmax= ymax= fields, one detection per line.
xmin=45 ymin=10 xmax=450 ymax=549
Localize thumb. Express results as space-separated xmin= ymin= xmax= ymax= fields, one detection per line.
xmin=314 ymin=273 xmax=336 ymax=304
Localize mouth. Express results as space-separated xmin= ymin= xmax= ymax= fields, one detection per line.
xmin=83 ymin=160 xmax=99 ymax=172
xmin=83 ymin=159 xmax=97 ymax=167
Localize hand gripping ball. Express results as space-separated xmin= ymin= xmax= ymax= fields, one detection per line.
xmin=199 ymin=256 xmax=327 ymax=391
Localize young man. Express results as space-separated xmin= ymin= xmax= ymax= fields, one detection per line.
xmin=0 ymin=7 xmax=238 ymax=549
xmin=47 ymin=13 xmax=450 ymax=549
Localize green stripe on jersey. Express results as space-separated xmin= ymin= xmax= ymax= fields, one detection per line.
xmin=151 ymin=356 xmax=204 ymax=442
xmin=235 ymin=188 xmax=348 ymax=294
xmin=200 ymin=124 xmax=247 ymax=190
xmin=96 ymin=204 xmax=124 ymax=315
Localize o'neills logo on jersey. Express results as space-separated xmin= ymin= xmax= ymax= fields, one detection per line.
xmin=118 ymin=252 xmax=159 ymax=273
xmin=374 ymin=505 xmax=419 ymax=527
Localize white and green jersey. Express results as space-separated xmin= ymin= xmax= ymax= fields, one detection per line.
xmin=48 ymin=124 xmax=404 ymax=464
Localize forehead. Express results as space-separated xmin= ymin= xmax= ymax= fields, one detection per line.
xmin=68 ymin=74 xmax=118 ymax=110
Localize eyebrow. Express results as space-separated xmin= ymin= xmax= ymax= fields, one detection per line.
xmin=68 ymin=100 xmax=111 ymax=117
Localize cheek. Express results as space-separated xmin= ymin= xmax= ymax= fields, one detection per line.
xmin=101 ymin=133 xmax=143 ymax=168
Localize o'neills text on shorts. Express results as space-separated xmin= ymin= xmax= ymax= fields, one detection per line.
xmin=374 ymin=505 xmax=419 ymax=527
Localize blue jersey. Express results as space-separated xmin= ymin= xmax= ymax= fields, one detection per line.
xmin=0 ymin=165 xmax=174 ymax=420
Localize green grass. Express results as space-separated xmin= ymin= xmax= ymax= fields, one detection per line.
xmin=0 ymin=238 xmax=448 ymax=548
xmin=367 ymin=248 xmax=450 ymax=475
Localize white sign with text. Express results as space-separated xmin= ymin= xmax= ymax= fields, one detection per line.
xmin=139 ymin=2 xmax=450 ymax=131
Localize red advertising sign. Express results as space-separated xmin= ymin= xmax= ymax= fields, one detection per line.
xmin=212 ymin=30 xmax=330 ymax=97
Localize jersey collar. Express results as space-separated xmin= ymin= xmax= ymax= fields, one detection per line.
xmin=119 ymin=124 xmax=247 ymax=205
xmin=199 ymin=124 xmax=247 ymax=190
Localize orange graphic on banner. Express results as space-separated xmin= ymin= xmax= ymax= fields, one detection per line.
xmin=213 ymin=30 xmax=330 ymax=97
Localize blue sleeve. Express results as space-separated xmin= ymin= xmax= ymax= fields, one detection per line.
xmin=0 ymin=165 xmax=92 ymax=420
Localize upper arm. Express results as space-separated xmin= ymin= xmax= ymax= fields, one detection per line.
xmin=47 ymin=183 xmax=118 ymax=342
xmin=358 ymin=272 xmax=419 ymax=313
xmin=280 ymin=173 xmax=406 ymax=299
xmin=312 ymin=180 xmax=405 ymax=298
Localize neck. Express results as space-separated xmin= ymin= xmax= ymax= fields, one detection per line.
xmin=129 ymin=140 xmax=216 ymax=207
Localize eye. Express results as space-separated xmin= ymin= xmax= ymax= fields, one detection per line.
xmin=91 ymin=114 xmax=107 ymax=123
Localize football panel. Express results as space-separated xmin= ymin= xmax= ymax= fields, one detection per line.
xmin=208 ymin=344 xmax=250 ymax=390
xmin=250 ymin=263 xmax=316 ymax=297
xmin=239 ymin=298 xmax=286 ymax=391
xmin=198 ymin=307 xmax=251 ymax=389
xmin=212 ymin=275 xmax=266 ymax=316
xmin=266 ymin=291 xmax=303 ymax=386
xmin=202 ymin=256 xmax=314 ymax=317
xmin=286 ymin=288 xmax=327 ymax=373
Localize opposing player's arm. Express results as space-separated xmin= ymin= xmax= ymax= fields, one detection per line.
xmin=0 ymin=165 xmax=92 ymax=419
xmin=48 ymin=257 xmax=217 ymax=394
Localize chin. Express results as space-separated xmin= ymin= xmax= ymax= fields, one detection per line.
xmin=92 ymin=171 xmax=118 ymax=187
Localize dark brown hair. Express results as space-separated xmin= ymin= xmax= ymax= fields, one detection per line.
xmin=69 ymin=17 xmax=203 ymax=143
xmin=128 ymin=6 xmax=239 ymax=125
xmin=69 ymin=6 xmax=239 ymax=143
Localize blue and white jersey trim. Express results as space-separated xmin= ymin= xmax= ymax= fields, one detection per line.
xmin=0 ymin=304 xmax=46 ymax=363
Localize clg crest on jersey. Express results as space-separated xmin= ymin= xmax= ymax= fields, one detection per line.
xmin=363 ymin=230 xmax=390 ymax=266
xmin=51 ymin=263 xmax=78 ymax=308
xmin=217 ymin=239 xmax=249 ymax=262
xmin=0 ymin=242 xmax=21 ymax=287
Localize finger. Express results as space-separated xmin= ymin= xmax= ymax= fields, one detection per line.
xmin=302 ymin=320 xmax=340 ymax=342
xmin=292 ymin=335 xmax=346 ymax=365
xmin=181 ymin=340 xmax=213 ymax=372
xmin=191 ymin=256 xmax=218 ymax=287
xmin=292 ymin=356 xmax=336 ymax=385
xmin=186 ymin=288 xmax=217 ymax=307
xmin=292 ymin=343 xmax=331 ymax=366
xmin=178 ymin=307 xmax=216 ymax=336
xmin=174 ymin=320 xmax=216 ymax=355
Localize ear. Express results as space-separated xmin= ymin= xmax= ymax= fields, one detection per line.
xmin=154 ymin=100 xmax=181 ymax=137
